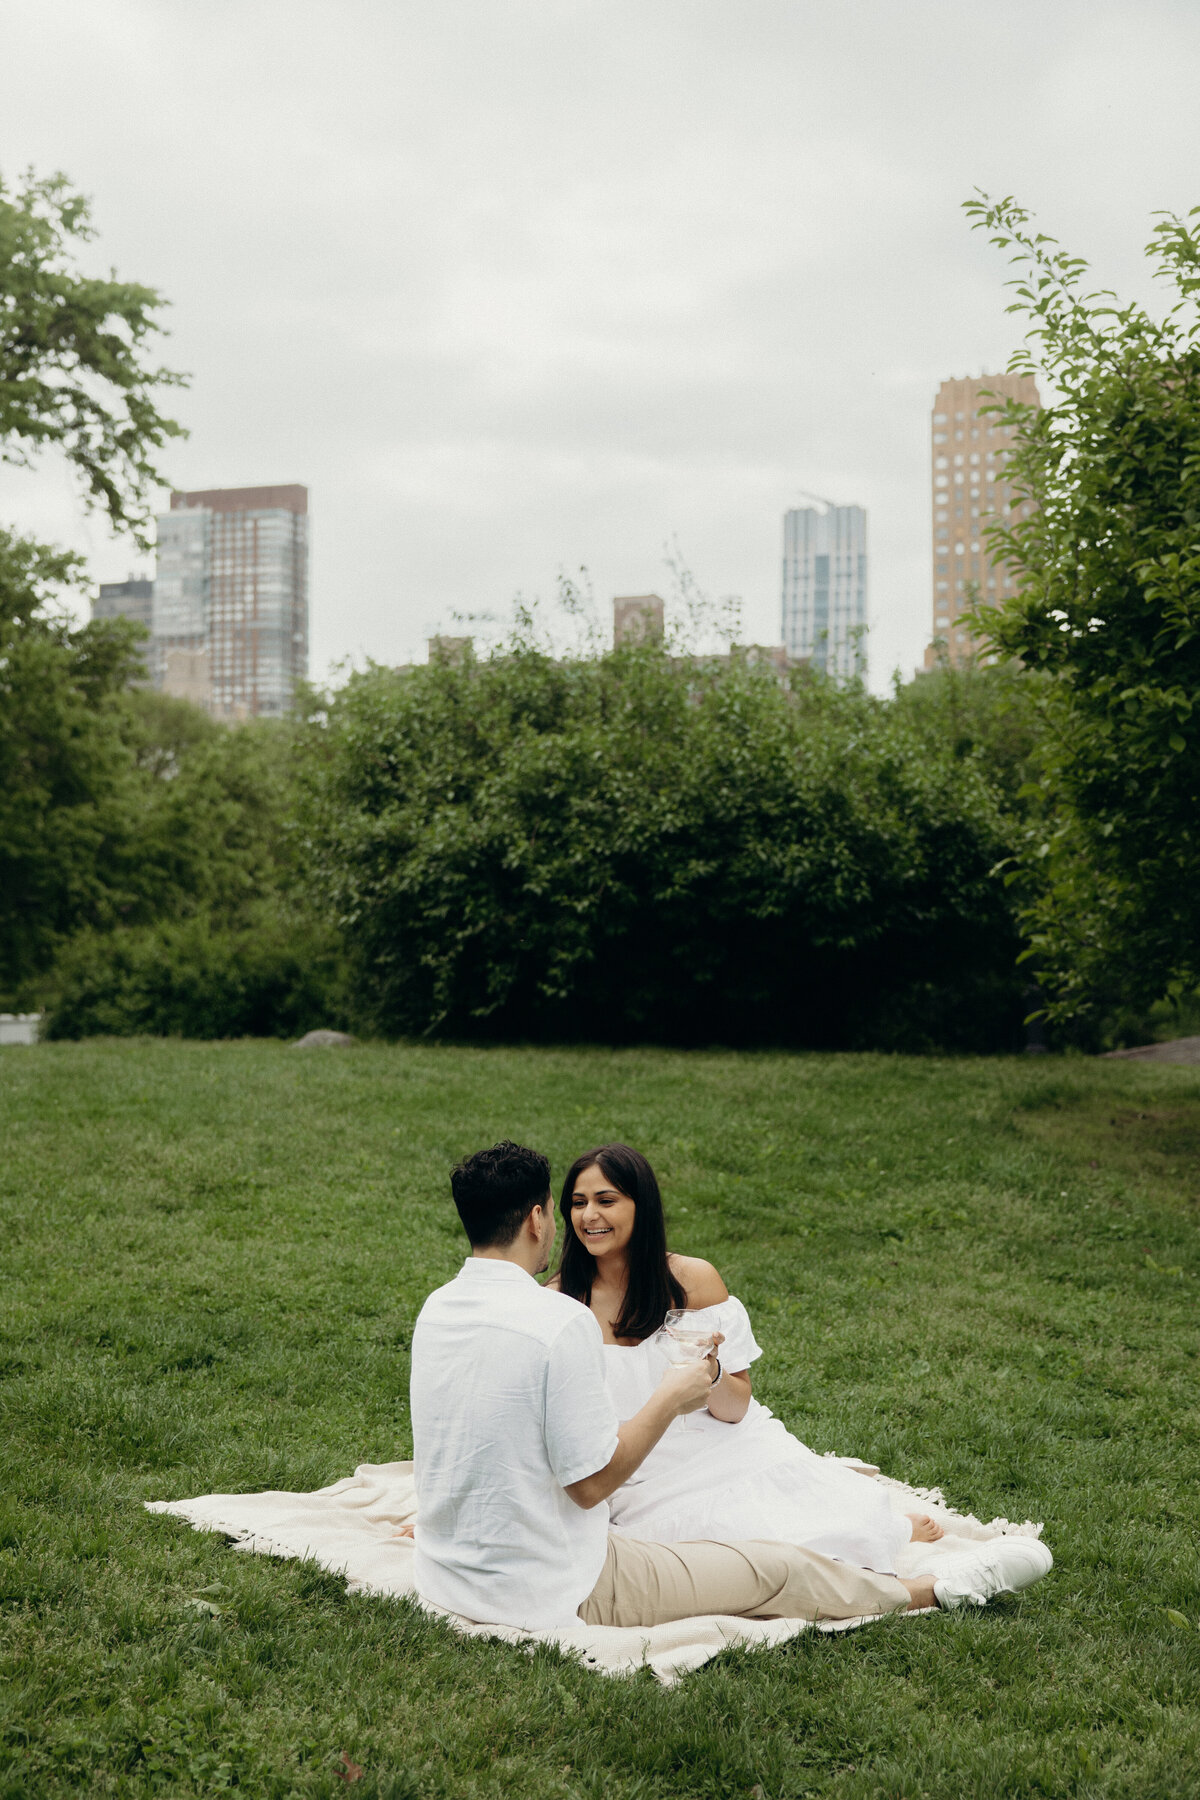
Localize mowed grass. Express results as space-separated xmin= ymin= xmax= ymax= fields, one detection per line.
xmin=1 ymin=1040 xmax=1198 ymax=1800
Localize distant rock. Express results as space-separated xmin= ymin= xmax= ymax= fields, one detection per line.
xmin=1102 ymin=1035 xmax=1200 ymax=1065
xmin=292 ymin=1029 xmax=356 ymax=1049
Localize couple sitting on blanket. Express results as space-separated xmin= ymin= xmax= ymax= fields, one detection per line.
xmin=409 ymin=1139 xmax=1052 ymax=1633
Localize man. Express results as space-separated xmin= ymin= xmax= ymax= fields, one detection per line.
xmin=410 ymin=1142 xmax=1051 ymax=1633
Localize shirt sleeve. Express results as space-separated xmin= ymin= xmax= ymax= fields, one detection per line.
xmin=543 ymin=1309 xmax=621 ymax=1489
xmin=712 ymin=1296 xmax=763 ymax=1374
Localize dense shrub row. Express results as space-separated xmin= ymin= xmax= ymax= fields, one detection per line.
xmin=8 ymin=550 xmax=1043 ymax=1052
xmin=44 ymin=913 xmax=345 ymax=1042
xmin=294 ymin=645 xmax=1031 ymax=1051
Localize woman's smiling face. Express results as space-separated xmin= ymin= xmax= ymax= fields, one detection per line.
xmin=570 ymin=1162 xmax=636 ymax=1261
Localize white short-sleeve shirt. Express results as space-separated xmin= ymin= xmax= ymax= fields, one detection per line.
xmin=410 ymin=1258 xmax=620 ymax=1630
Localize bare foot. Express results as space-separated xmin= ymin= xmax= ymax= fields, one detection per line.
xmin=907 ymin=1513 xmax=944 ymax=1543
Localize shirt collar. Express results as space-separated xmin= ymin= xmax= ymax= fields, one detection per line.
xmin=455 ymin=1256 xmax=537 ymax=1284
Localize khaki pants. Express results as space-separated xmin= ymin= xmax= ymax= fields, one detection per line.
xmin=579 ymin=1535 xmax=910 ymax=1629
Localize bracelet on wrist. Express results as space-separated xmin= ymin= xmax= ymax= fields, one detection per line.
xmin=709 ymin=1357 xmax=722 ymax=1387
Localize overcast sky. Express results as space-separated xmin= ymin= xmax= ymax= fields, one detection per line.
xmin=2 ymin=0 xmax=1199 ymax=688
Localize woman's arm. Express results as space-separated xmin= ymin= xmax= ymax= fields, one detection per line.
xmin=705 ymin=1363 xmax=752 ymax=1423
xmin=669 ymin=1254 xmax=753 ymax=1425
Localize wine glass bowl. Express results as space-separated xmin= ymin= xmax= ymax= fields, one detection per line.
xmin=657 ymin=1308 xmax=717 ymax=1365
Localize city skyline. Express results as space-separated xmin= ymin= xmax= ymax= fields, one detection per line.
xmin=2 ymin=1 xmax=1198 ymax=692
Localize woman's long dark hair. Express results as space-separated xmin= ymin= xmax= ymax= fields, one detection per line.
xmin=557 ymin=1143 xmax=686 ymax=1342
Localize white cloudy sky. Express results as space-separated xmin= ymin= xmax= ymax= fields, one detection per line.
xmin=2 ymin=0 xmax=1199 ymax=688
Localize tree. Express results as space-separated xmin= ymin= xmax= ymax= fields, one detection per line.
xmin=0 ymin=528 xmax=148 ymax=995
xmin=1 ymin=170 xmax=186 ymax=542
xmin=0 ymin=169 xmax=191 ymax=1000
xmin=965 ymin=194 xmax=1200 ymax=1024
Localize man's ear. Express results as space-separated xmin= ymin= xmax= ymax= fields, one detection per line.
xmin=531 ymin=1195 xmax=553 ymax=1234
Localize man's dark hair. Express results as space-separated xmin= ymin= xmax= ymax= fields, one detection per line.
xmin=450 ymin=1141 xmax=552 ymax=1248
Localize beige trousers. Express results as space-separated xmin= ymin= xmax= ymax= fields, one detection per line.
xmin=579 ymin=1534 xmax=910 ymax=1629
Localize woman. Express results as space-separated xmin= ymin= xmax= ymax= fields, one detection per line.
xmin=548 ymin=1142 xmax=941 ymax=1574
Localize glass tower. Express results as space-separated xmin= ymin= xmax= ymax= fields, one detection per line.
xmin=152 ymin=507 xmax=209 ymax=690
xmin=781 ymin=504 xmax=867 ymax=680
xmin=154 ymin=485 xmax=309 ymax=718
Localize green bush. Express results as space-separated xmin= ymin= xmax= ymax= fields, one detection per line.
xmin=890 ymin=656 xmax=1046 ymax=810
xmin=44 ymin=912 xmax=348 ymax=1042
xmin=296 ymin=644 xmax=1026 ymax=1050
xmin=965 ymin=195 xmax=1200 ymax=1023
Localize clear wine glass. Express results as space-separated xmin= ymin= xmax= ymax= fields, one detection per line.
xmin=657 ymin=1307 xmax=716 ymax=1364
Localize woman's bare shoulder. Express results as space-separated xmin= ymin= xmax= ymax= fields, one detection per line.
xmin=543 ymin=1272 xmax=563 ymax=1291
xmin=667 ymin=1253 xmax=729 ymax=1308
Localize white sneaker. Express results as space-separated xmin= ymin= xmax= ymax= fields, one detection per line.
xmin=933 ymin=1536 xmax=1053 ymax=1610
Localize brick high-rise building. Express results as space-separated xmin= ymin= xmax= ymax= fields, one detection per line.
xmin=926 ymin=374 xmax=1039 ymax=668
xmin=155 ymin=484 xmax=309 ymax=718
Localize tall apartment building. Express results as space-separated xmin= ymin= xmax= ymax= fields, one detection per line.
xmin=781 ymin=504 xmax=867 ymax=679
xmin=93 ymin=577 xmax=155 ymax=634
xmin=155 ymin=484 xmax=309 ymax=718
xmin=926 ymin=373 xmax=1039 ymax=667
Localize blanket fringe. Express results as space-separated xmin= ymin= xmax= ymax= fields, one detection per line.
xmin=820 ymin=1454 xmax=1044 ymax=1540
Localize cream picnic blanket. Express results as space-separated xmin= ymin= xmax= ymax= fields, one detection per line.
xmin=146 ymin=1460 xmax=1043 ymax=1685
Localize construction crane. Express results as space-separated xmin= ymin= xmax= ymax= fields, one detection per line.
xmin=792 ymin=487 xmax=841 ymax=512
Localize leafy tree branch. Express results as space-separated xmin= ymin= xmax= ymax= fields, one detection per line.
xmin=964 ymin=193 xmax=1200 ymax=1023
xmin=0 ymin=169 xmax=187 ymax=545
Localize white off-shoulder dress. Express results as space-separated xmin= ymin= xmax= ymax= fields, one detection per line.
xmin=603 ymin=1297 xmax=913 ymax=1574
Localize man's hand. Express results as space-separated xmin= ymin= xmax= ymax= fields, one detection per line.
xmin=656 ymin=1359 xmax=714 ymax=1415
xmin=564 ymin=1333 xmax=727 ymax=1509
xmin=656 ymin=1332 xmax=725 ymax=1414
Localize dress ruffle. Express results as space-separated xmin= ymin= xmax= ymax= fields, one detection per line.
xmin=682 ymin=1296 xmax=762 ymax=1373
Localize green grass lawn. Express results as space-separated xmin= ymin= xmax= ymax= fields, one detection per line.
xmin=1 ymin=1040 xmax=1198 ymax=1800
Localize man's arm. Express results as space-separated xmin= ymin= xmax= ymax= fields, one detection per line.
xmin=563 ymin=1359 xmax=715 ymax=1509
